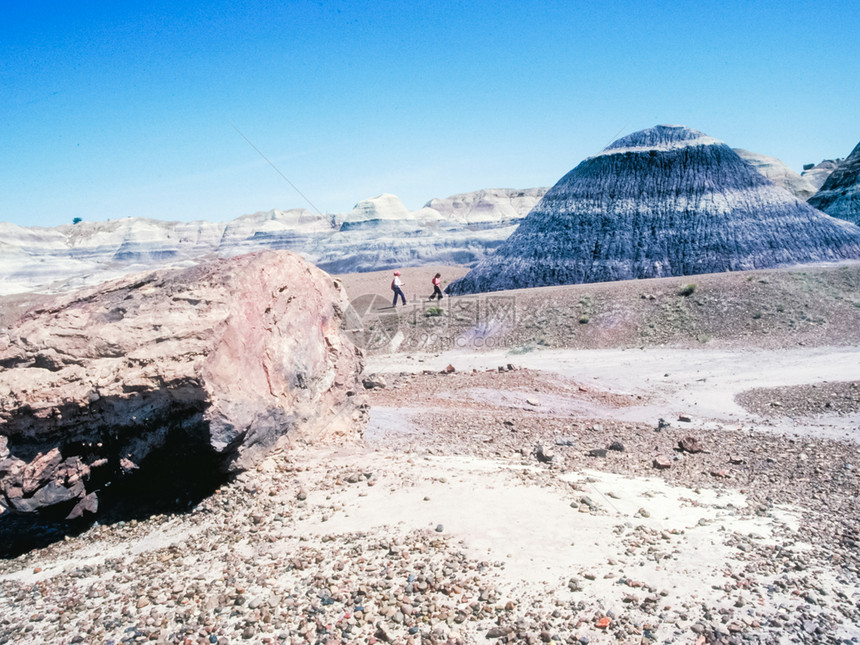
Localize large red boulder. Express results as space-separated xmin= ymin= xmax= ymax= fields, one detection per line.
xmin=0 ymin=251 xmax=366 ymax=519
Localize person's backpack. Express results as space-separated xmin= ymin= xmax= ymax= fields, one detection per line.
xmin=391 ymin=279 xmax=395 ymax=291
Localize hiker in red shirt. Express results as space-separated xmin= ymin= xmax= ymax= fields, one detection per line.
xmin=429 ymin=273 xmax=443 ymax=301
xmin=391 ymin=271 xmax=406 ymax=306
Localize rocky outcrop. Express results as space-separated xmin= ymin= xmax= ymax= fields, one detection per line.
xmin=0 ymin=188 xmax=544 ymax=297
xmin=0 ymin=251 xmax=366 ymax=519
xmin=448 ymin=125 xmax=860 ymax=295
xmin=424 ymin=188 xmax=548 ymax=224
xmin=802 ymin=159 xmax=843 ymax=191
xmin=734 ymin=148 xmax=818 ymax=200
xmin=808 ymin=142 xmax=860 ymax=225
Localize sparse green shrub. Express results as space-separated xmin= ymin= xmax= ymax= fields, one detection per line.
xmin=752 ymin=311 xmax=762 ymax=320
xmin=537 ymin=338 xmax=549 ymax=346
xmin=425 ymin=307 xmax=444 ymax=317
xmin=677 ymin=283 xmax=697 ymax=297
xmin=72 ymin=217 xmax=82 ymax=225
xmin=509 ymin=344 xmax=536 ymax=355
xmin=578 ymin=315 xmax=590 ymax=324
xmin=776 ymin=304 xmax=785 ymax=312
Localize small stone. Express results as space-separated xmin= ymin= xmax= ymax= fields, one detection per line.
xmin=678 ymin=437 xmax=703 ymax=453
xmin=435 ymin=524 xmax=444 ymax=532
xmin=652 ymin=458 xmax=671 ymax=470
xmin=362 ymin=374 xmax=387 ymax=389
xmin=534 ymin=444 xmax=554 ymax=463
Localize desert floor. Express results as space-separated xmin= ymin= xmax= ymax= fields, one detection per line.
xmin=2 ymin=264 xmax=860 ymax=644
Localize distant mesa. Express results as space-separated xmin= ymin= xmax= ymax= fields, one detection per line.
xmin=424 ymin=187 xmax=548 ymax=225
xmin=733 ymin=148 xmax=817 ymax=201
xmin=808 ymin=141 xmax=860 ymax=225
xmin=448 ymin=125 xmax=860 ymax=295
xmin=802 ymin=158 xmax=843 ymax=192
xmin=0 ymin=188 xmax=544 ymax=297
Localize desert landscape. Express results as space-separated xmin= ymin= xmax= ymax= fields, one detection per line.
xmin=4 ymin=3 xmax=860 ymax=643
xmin=2 ymin=258 xmax=860 ymax=644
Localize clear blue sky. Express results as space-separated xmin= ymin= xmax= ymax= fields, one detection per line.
xmin=2 ymin=0 xmax=858 ymax=228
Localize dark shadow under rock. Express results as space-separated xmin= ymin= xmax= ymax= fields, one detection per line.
xmin=0 ymin=432 xmax=231 ymax=559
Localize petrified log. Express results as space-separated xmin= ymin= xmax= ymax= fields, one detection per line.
xmin=0 ymin=251 xmax=366 ymax=519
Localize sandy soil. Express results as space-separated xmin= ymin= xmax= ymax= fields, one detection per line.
xmin=338 ymin=261 xmax=860 ymax=356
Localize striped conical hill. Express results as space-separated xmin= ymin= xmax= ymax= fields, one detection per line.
xmin=447 ymin=125 xmax=860 ymax=295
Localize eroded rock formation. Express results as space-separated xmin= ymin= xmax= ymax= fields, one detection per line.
xmin=448 ymin=125 xmax=860 ymax=295
xmin=0 ymin=251 xmax=366 ymax=520
xmin=733 ymin=148 xmax=818 ymax=200
xmin=808 ymin=141 xmax=860 ymax=225
xmin=0 ymin=188 xmax=546 ymax=297
xmin=802 ymin=158 xmax=843 ymax=191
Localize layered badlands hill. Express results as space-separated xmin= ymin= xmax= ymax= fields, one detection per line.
xmin=0 ymin=189 xmax=547 ymax=297
xmin=448 ymin=125 xmax=860 ymax=295
xmin=0 ymin=141 xmax=844 ymax=298
xmin=808 ymin=141 xmax=860 ymax=225
xmin=802 ymin=158 xmax=844 ymax=191
xmin=733 ymin=148 xmax=819 ymax=200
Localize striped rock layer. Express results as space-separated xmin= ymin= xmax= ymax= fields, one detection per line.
xmin=808 ymin=141 xmax=860 ymax=225
xmin=448 ymin=125 xmax=860 ymax=294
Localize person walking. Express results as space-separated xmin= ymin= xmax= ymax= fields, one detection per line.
xmin=391 ymin=270 xmax=406 ymax=306
xmin=429 ymin=273 xmax=443 ymax=301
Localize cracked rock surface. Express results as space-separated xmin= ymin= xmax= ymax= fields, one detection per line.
xmin=0 ymin=251 xmax=366 ymax=521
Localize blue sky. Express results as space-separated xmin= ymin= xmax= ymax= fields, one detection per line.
xmin=2 ymin=0 xmax=858 ymax=228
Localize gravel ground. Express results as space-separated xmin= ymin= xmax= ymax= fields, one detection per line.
xmin=2 ymin=263 xmax=860 ymax=644
xmin=736 ymin=381 xmax=860 ymax=419
xmin=2 ymin=361 xmax=860 ymax=644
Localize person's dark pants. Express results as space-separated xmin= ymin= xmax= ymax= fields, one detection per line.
xmin=393 ymin=286 xmax=406 ymax=306
xmin=429 ymin=286 xmax=443 ymax=301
